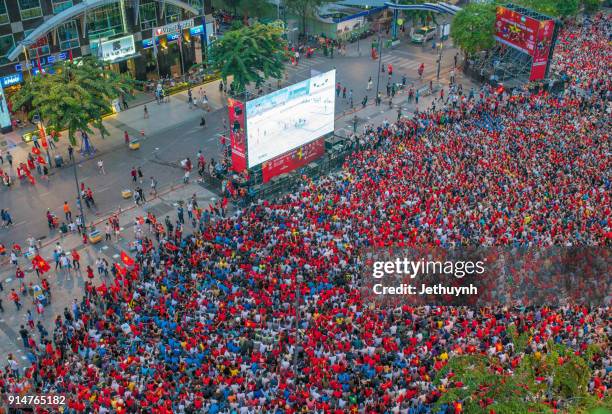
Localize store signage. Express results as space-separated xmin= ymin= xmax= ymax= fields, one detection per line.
xmin=100 ymin=35 xmax=136 ymax=62
xmin=155 ymin=19 xmax=194 ymax=36
xmin=15 ymin=52 xmax=68 ymax=72
xmin=0 ymin=73 xmax=24 ymax=87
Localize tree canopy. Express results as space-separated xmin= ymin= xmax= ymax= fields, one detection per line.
xmin=208 ymin=22 xmax=287 ymax=93
xmin=450 ymin=2 xmax=497 ymax=56
xmin=11 ymin=57 xmax=133 ymax=145
xmin=433 ymin=329 xmax=610 ymax=413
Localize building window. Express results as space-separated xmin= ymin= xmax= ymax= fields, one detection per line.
xmin=58 ymin=20 xmax=79 ymax=50
xmin=24 ymin=30 xmax=50 ymax=56
xmin=18 ymin=0 xmax=43 ymax=20
xmin=139 ymin=2 xmax=157 ymax=30
xmin=87 ymin=3 xmax=124 ymax=39
xmin=0 ymin=0 xmax=9 ymax=25
xmin=165 ymin=4 xmax=181 ymax=24
xmin=52 ymin=0 xmax=73 ymax=14
xmin=0 ymin=34 xmax=14 ymax=65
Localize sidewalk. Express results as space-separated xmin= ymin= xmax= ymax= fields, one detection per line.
xmin=0 ymin=182 xmax=220 ymax=360
xmin=0 ymin=79 xmax=228 ymax=173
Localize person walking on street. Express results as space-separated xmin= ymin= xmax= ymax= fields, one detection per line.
xmin=63 ymin=201 xmax=72 ymax=221
xmin=143 ymin=105 xmax=149 ymax=119
xmin=131 ymin=167 xmax=137 ymax=184
xmin=10 ymin=289 xmax=21 ymax=310
xmin=137 ymin=167 xmax=144 ymax=183
xmin=97 ymin=159 xmax=105 ymax=175
xmin=150 ymin=177 xmax=158 ymax=196
xmin=19 ymin=325 xmax=29 ymax=348
xmin=71 ymin=249 xmax=80 ymax=270
xmin=6 ymin=151 xmax=12 ymax=167
xmin=367 ymin=77 xmax=372 ymax=91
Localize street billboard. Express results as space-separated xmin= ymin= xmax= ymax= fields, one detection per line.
xmin=495 ymin=6 xmax=541 ymax=56
xmin=245 ymin=70 xmax=335 ymax=168
xmin=529 ymin=19 xmax=555 ymax=81
xmin=228 ymin=98 xmax=247 ymax=172
xmin=261 ymin=138 xmax=325 ymax=183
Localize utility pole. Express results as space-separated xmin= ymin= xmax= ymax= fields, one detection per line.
xmin=436 ymin=41 xmax=443 ymax=80
xmin=375 ymin=32 xmax=383 ymax=99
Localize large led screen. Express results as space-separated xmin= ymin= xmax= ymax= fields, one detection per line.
xmin=246 ymin=70 xmax=335 ymax=168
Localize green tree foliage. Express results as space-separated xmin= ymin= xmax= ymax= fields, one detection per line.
xmin=582 ymin=0 xmax=601 ymax=14
xmin=209 ymin=22 xmax=287 ymax=93
xmin=11 ymin=57 xmax=133 ymax=145
xmin=285 ymin=0 xmax=332 ymax=35
xmin=450 ymin=3 xmax=496 ymax=56
xmin=507 ymin=0 xmax=580 ymax=17
xmin=433 ymin=341 xmax=609 ymax=413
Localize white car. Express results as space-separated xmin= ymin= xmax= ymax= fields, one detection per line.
xmin=411 ymin=26 xmax=437 ymax=43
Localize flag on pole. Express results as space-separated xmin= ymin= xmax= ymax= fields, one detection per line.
xmin=32 ymin=255 xmax=50 ymax=273
xmin=120 ymin=251 xmax=135 ymax=267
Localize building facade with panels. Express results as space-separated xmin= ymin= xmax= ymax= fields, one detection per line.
xmin=0 ymin=0 xmax=213 ymax=89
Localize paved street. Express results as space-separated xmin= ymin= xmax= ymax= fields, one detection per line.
xmin=0 ymin=36 xmax=468 ymax=359
xmin=1 ymin=38 xmax=457 ymax=248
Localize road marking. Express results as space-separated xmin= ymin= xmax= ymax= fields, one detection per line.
xmin=13 ymin=221 xmax=27 ymax=227
xmin=5 ymin=278 xmax=12 ymax=283
xmin=97 ymin=187 xmax=111 ymax=193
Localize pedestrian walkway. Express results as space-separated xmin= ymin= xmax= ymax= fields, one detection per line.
xmin=0 ymin=182 xmax=219 ymax=359
xmin=0 ymin=79 xmax=227 ymax=176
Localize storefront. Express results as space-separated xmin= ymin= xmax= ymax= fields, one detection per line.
xmin=141 ymin=19 xmax=214 ymax=80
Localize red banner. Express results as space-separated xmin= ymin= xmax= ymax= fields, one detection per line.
xmin=495 ymin=6 xmax=541 ymax=56
xmin=529 ymin=20 xmax=555 ymax=81
xmin=262 ymin=138 xmax=325 ymax=183
xmin=228 ymin=98 xmax=247 ymax=172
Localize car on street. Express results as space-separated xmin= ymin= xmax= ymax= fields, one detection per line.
xmin=411 ymin=26 xmax=437 ymax=43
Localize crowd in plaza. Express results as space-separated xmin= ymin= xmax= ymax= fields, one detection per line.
xmin=1 ymin=13 xmax=611 ymax=414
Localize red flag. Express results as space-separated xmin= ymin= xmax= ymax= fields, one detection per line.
xmin=120 ymin=251 xmax=135 ymax=266
xmin=37 ymin=155 xmax=46 ymax=165
xmin=32 ymin=147 xmax=41 ymax=155
xmin=114 ymin=263 xmax=127 ymax=277
xmin=32 ymin=255 xmax=50 ymax=273
xmin=165 ymin=242 xmax=178 ymax=251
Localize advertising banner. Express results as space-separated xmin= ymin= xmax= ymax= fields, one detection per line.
xmin=495 ymin=6 xmax=540 ymax=56
xmin=228 ymin=98 xmax=247 ymax=172
xmin=261 ymin=137 xmax=325 ymax=183
xmin=529 ymin=19 xmax=555 ymax=81
xmin=100 ymin=35 xmax=136 ymax=62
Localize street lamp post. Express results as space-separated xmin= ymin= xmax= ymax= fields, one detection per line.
xmin=68 ymin=147 xmax=86 ymax=232
xmin=436 ymin=42 xmax=443 ymax=80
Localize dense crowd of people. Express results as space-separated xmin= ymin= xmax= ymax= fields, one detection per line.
xmin=1 ymin=14 xmax=610 ymax=414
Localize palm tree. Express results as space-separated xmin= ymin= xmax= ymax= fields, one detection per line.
xmin=12 ymin=57 xmax=133 ymax=145
xmin=208 ymin=22 xmax=287 ymax=94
